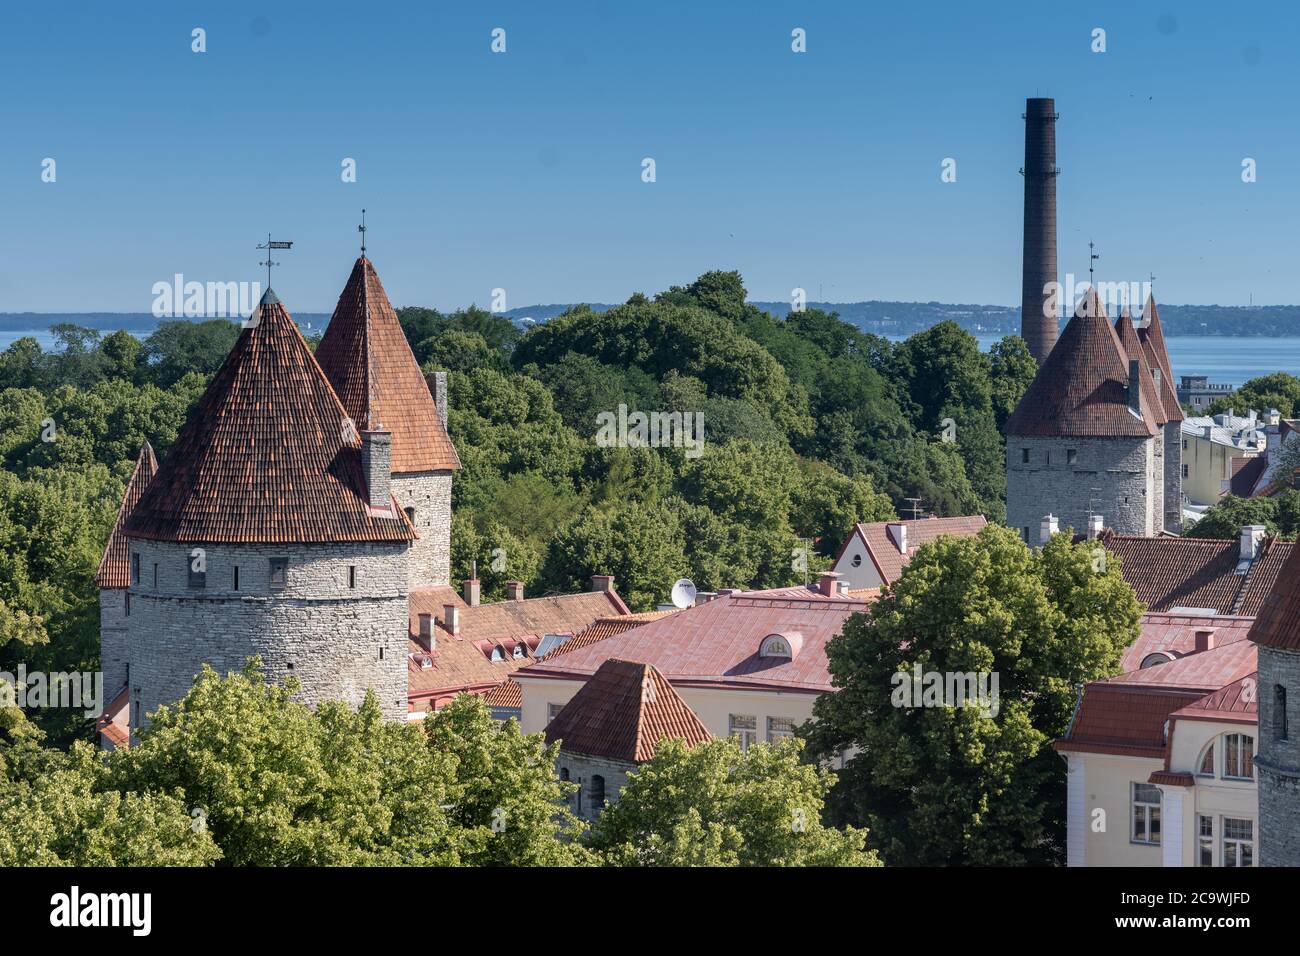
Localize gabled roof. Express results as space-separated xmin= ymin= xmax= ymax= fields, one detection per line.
xmin=1137 ymin=295 xmax=1183 ymax=424
xmin=1055 ymin=684 xmax=1198 ymax=758
xmin=1249 ymin=539 xmax=1300 ymax=651
xmin=538 ymin=610 xmax=677 ymax=662
xmin=516 ymin=592 xmax=865 ymax=694
xmin=1108 ymin=638 xmax=1257 ymax=691
xmin=483 ymin=678 xmax=522 ymax=710
xmin=1115 ymin=309 xmax=1167 ymax=425
xmin=1171 ymin=672 xmax=1258 ymax=723
xmin=1100 ymin=530 xmax=1293 ymax=616
xmin=95 ymin=442 xmax=158 ymax=587
xmin=124 ymin=290 xmax=416 ymax=544
xmin=837 ymin=516 xmax=987 ymax=585
xmin=315 ymin=257 xmax=461 ymax=473
xmin=544 ymin=659 xmax=711 ymax=763
xmin=1006 ymin=289 xmax=1159 ymax=438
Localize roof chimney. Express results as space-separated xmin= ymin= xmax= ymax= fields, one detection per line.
xmin=1152 ymin=366 xmax=1163 ymax=396
xmin=418 ymin=612 xmax=435 ymax=651
xmin=463 ymin=578 xmax=480 ymax=607
xmin=360 ymin=427 xmax=392 ymax=509
xmin=886 ymin=522 xmax=908 ymax=555
xmin=590 ymin=574 xmax=615 ymax=593
xmin=818 ymin=570 xmax=842 ymax=597
xmin=1020 ymin=98 xmax=1059 ymax=363
xmin=432 ymin=371 xmax=449 ymax=428
xmin=1240 ymin=525 xmax=1266 ymax=562
xmin=1040 ymin=513 xmax=1059 ymax=544
xmin=1127 ymin=359 xmax=1142 ymax=417
xmin=443 ymin=603 xmax=460 ymax=636
xmin=1087 ymin=514 xmax=1104 ymax=540
xmin=506 ymin=581 xmax=524 ymax=602
xmin=1194 ymin=629 xmax=1216 ymax=653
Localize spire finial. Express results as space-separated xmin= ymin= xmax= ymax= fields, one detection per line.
xmin=1088 ymin=240 xmax=1099 ymax=286
xmin=257 ymin=233 xmax=294 ymax=291
xmin=358 ymin=209 xmax=367 ymax=256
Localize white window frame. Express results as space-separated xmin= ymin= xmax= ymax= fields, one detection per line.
xmin=767 ymin=717 xmax=795 ymax=741
xmin=1131 ymin=782 xmax=1161 ymax=846
xmin=1223 ymin=733 xmax=1255 ymax=780
xmin=1222 ymin=817 xmax=1254 ymax=867
xmin=1198 ymin=814 xmax=1214 ymax=867
xmin=729 ymin=714 xmax=758 ymax=752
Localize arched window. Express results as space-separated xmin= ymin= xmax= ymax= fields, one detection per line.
xmin=1141 ymin=652 xmax=1174 ymax=669
xmin=490 ymin=646 xmax=505 ymax=662
xmin=512 ymin=643 xmax=527 ymax=660
xmin=1197 ymin=741 xmax=1214 ymax=777
xmin=590 ymin=775 xmax=606 ymax=810
xmin=404 ymin=506 xmax=416 ymax=524
xmin=559 ymin=767 xmax=569 ymax=781
xmin=851 ymin=554 xmax=862 ymax=568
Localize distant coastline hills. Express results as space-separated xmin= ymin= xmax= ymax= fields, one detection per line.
xmin=4 ymin=301 xmax=1300 ymax=338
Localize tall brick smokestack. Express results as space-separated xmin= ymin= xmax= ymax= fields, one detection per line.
xmin=1020 ymin=98 xmax=1059 ymax=363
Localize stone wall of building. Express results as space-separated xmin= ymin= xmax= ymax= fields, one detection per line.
xmin=392 ymin=470 xmax=453 ymax=589
xmin=1006 ymin=434 xmax=1156 ymax=539
xmin=1255 ymin=645 xmax=1300 ymax=867
xmin=99 ymin=587 xmax=129 ymax=695
xmin=123 ymin=537 xmax=411 ymax=734
xmin=1163 ymin=422 xmax=1182 ymax=533
xmin=556 ymin=749 xmax=635 ymax=822
xmin=1150 ymin=429 xmax=1164 ymax=535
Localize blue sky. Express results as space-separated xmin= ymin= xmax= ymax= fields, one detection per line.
xmin=1 ymin=1 xmax=1295 ymax=313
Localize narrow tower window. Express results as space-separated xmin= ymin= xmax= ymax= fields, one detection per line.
xmin=131 ymin=553 xmax=140 ymax=584
xmin=348 ymin=565 xmax=356 ymax=589
xmin=1276 ymin=685 xmax=1288 ymax=741
xmin=269 ymin=557 xmax=288 ymax=590
xmin=233 ymin=566 xmax=240 ymax=591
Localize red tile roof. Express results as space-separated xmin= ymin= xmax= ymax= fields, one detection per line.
xmin=516 ymin=592 xmax=865 ymax=694
xmin=1120 ymin=612 xmax=1256 ymax=673
xmin=544 ymin=659 xmax=711 ymax=763
xmin=1249 ymin=539 xmax=1300 ymax=650
xmin=96 ymin=683 xmax=130 ymax=748
xmin=1115 ymin=310 xmax=1168 ymax=425
xmin=1148 ymin=770 xmax=1195 ymax=786
xmin=1108 ymin=639 xmax=1257 ymax=691
xmin=315 ymin=257 xmax=460 ymax=474
xmin=125 ymin=291 xmax=416 ymax=544
xmin=483 ymin=679 xmax=522 ymax=709
xmin=1100 ymin=531 xmax=1293 ymax=616
xmin=538 ymin=610 xmax=676 ymax=662
xmin=842 ymin=516 xmax=987 ymax=585
xmin=94 ymin=442 xmax=157 ymax=587
xmin=1055 ymin=684 xmax=1197 ymax=758
xmin=1171 ymin=672 xmax=1258 ymax=723
xmin=1006 ymin=289 xmax=1159 ymax=438
xmin=1137 ymin=295 xmax=1183 ymax=424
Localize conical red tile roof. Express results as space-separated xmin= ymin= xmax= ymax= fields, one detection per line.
xmin=95 ymin=442 xmax=158 ymax=587
xmin=544 ymin=658 xmax=711 ymax=763
xmin=1249 ymin=542 xmax=1300 ymax=651
xmin=124 ymin=291 xmax=416 ymax=544
xmin=1006 ymin=289 xmax=1159 ymax=438
xmin=1138 ymin=295 xmax=1184 ymax=423
xmin=1116 ymin=309 xmax=1168 ymax=425
xmin=315 ymin=257 xmax=460 ymax=473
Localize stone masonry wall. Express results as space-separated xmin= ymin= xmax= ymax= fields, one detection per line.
xmin=1256 ymin=645 xmax=1300 ymax=867
xmin=124 ymin=537 xmax=411 ymax=734
xmin=557 ymin=750 xmax=635 ymax=822
xmin=1163 ymin=422 xmax=1182 ymax=533
xmin=1006 ymin=434 xmax=1156 ymax=539
xmin=392 ymin=470 xmax=453 ymax=589
xmin=99 ymin=587 xmax=129 ymax=695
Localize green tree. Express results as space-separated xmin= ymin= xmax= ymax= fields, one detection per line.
xmin=586 ymin=737 xmax=878 ymax=866
xmin=1206 ymin=372 xmax=1300 ymax=419
xmin=140 ymin=320 xmax=240 ymax=388
xmin=988 ymin=335 xmax=1038 ymax=434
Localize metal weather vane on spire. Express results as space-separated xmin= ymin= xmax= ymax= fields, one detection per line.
xmin=257 ymin=233 xmax=294 ymax=290
xmin=358 ymin=209 xmax=367 ymax=256
xmin=1088 ymin=240 xmax=1099 ymax=286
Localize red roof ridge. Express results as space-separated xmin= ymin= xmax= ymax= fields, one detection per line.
xmin=95 ymin=442 xmax=158 ymax=587
xmin=1115 ymin=309 xmax=1168 ymax=425
xmin=1249 ymin=539 xmax=1300 ymax=650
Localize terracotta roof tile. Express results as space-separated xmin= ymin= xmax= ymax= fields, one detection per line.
xmin=1249 ymin=539 xmax=1300 ymax=650
xmin=1006 ymin=290 xmax=1159 ymax=438
xmin=1138 ymin=295 xmax=1184 ymax=424
xmin=483 ymin=678 xmax=522 ymax=709
xmin=848 ymin=516 xmax=987 ymax=585
xmin=1109 ymin=639 xmax=1257 ymax=691
xmin=1056 ymin=683 xmax=1197 ymax=758
xmin=538 ymin=610 xmax=676 ymax=662
xmin=96 ymin=683 xmax=130 ymax=748
xmin=1171 ymin=671 xmax=1259 ymax=723
xmin=315 ymin=257 xmax=460 ymax=473
xmin=1116 ymin=310 xmax=1168 ymax=425
xmin=94 ymin=442 xmax=157 ymax=587
xmin=544 ymin=659 xmax=711 ymax=763
xmin=1120 ymin=612 xmax=1256 ymax=673
xmin=1148 ymin=770 xmax=1195 ymax=786
xmin=125 ymin=291 xmax=416 ymax=544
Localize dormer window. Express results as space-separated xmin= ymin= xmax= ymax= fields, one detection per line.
xmin=759 ymin=632 xmax=803 ymax=659
xmin=512 ymin=644 xmax=527 ymax=660
xmin=491 ymin=646 xmax=505 ymax=662
xmin=1140 ymin=652 xmax=1174 ymax=669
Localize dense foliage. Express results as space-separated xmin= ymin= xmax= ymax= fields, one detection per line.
xmin=1184 ymin=492 xmax=1300 ymax=541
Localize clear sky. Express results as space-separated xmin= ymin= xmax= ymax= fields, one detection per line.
xmin=1 ymin=1 xmax=1295 ymax=313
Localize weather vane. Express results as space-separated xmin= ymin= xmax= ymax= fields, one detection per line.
xmin=1088 ymin=240 xmax=1099 ymax=285
xmin=358 ymin=209 xmax=367 ymax=256
xmin=256 ymin=233 xmax=294 ymax=290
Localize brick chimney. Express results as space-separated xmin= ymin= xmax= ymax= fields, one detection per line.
xmin=1240 ymin=525 xmax=1267 ymax=562
xmin=418 ymin=612 xmax=435 ymax=651
xmin=886 ymin=522 xmax=908 ymax=555
xmin=590 ymin=574 xmax=615 ymax=593
xmin=1194 ymin=629 xmax=1216 ymax=653
xmin=432 ymin=371 xmax=449 ymax=428
xmin=506 ymin=581 xmax=524 ymax=601
xmin=1127 ymin=360 xmax=1142 ymax=417
xmin=1040 ymin=513 xmax=1059 ymax=544
xmin=443 ymin=603 xmax=460 ymax=636
xmin=361 ymin=427 xmax=392 ymax=509
xmin=818 ymin=571 xmax=842 ymax=597
xmin=463 ymin=578 xmax=480 ymax=607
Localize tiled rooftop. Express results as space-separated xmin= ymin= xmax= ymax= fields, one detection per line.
xmin=95 ymin=442 xmax=157 ymax=587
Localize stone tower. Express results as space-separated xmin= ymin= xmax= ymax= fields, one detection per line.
xmin=1115 ymin=307 xmax=1168 ymax=530
xmin=1005 ymin=289 xmax=1160 ymax=540
xmin=1138 ymin=295 xmax=1184 ymax=532
xmin=1249 ymin=542 xmax=1300 ymax=866
xmin=314 ymin=257 xmax=461 ymax=589
xmin=121 ymin=288 xmax=416 ymax=733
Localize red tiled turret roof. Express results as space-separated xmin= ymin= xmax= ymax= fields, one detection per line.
xmin=95 ymin=442 xmax=158 ymax=587
xmin=315 ymin=257 xmax=460 ymax=473
xmin=1115 ymin=309 xmax=1167 ymax=425
xmin=544 ymin=659 xmax=711 ymax=763
xmin=1138 ymin=295 xmax=1184 ymax=424
xmin=124 ymin=290 xmax=416 ymax=544
xmin=1006 ymin=289 xmax=1159 ymax=438
xmin=1249 ymin=540 xmax=1300 ymax=651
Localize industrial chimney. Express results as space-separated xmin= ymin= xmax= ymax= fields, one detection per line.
xmin=1020 ymin=97 xmax=1059 ymax=364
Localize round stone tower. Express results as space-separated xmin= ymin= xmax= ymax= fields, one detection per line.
xmin=122 ymin=289 xmax=416 ymax=734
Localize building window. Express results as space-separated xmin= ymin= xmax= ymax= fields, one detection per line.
xmin=1023 ymin=527 xmax=1031 ymax=542
xmin=512 ymin=643 xmax=527 ymax=660
xmin=850 ymin=554 xmax=862 ymax=568
xmin=1198 ymin=815 xmax=1214 ymax=867
xmin=547 ymin=702 xmax=564 ymax=724
xmin=404 ymin=506 xmax=416 ymax=524
xmin=1182 ymin=438 xmax=1189 ymax=450
xmin=233 ymin=566 xmax=240 ymax=591
xmin=378 ymin=646 xmax=385 ymax=661
xmin=768 ymin=717 xmax=795 ymax=741
xmin=490 ymin=646 xmax=505 ymax=662
xmin=152 ymin=563 xmax=158 ymax=588
xmin=1275 ymin=685 xmax=1288 ymax=741
xmin=729 ymin=714 xmax=758 ymax=752
xmin=1224 ymin=733 xmax=1254 ymax=780
xmin=131 ymin=553 xmax=140 ymax=584
xmin=188 ymin=561 xmax=205 ymax=590
xmin=124 ymin=591 xmax=131 ymax=616
xmin=590 ymin=775 xmax=606 ymax=811
xmin=1021 ymin=448 xmax=1030 ymax=464
xmin=1131 ymin=783 xmax=1161 ymax=845
xmin=1198 ymin=742 xmax=1215 ymax=777
xmin=1182 ymin=464 xmax=1189 ymax=479
xmin=1222 ymin=818 xmax=1254 ymax=867
xmin=348 ymin=565 xmax=356 ymax=589
xmin=269 ymin=557 xmax=288 ymax=590
xmin=1067 ymin=449 xmax=1077 ymax=465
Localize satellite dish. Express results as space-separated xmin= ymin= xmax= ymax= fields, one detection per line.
xmin=670 ymin=578 xmax=697 ymax=609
